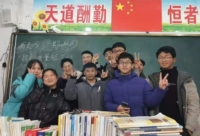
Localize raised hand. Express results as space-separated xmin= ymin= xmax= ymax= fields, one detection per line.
xmin=159 ymin=73 xmax=169 ymax=90
xmin=101 ymin=70 xmax=108 ymax=79
xmin=36 ymin=70 xmax=43 ymax=79
xmin=92 ymin=52 xmax=101 ymax=63
xmin=134 ymin=53 xmax=142 ymax=72
xmin=62 ymin=71 xmax=68 ymax=79
xmin=71 ymin=71 xmax=77 ymax=77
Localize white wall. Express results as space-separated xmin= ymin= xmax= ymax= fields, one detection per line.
xmin=0 ymin=0 xmax=34 ymax=114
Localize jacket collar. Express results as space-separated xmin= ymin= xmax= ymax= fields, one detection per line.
xmin=44 ymin=87 xmax=61 ymax=94
xmin=81 ymin=77 xmax=101 ymax=86
xmin=177 ymin=70 xmax=193 ymax=85
xmin=115 ymin=69 xmax=138 ymax=79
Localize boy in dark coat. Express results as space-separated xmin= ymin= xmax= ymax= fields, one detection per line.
xmin=104 ymin=52 xmax=168 ymax=116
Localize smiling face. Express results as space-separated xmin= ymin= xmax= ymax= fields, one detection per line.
xmin=43 ymin=70 xmax=58 ymax=89
xmin=62 ymin=62 xmax=73 ymax=75
xmin=105 ymin=51 xmax=112 ymax=62
xmin=82 ymin=54 xmax=93 ymax=65
xmin=158 ymin=52 xmax=176 ymax=69
xmin=118 ymin=58 xmax=134 ymax=75
xmin=29 ymin=62 xmax=42 ymax=76
xmin=112 ymin=47 xmax=126 ymax=60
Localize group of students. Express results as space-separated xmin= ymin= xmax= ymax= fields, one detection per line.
xmin=1 ymin=42 xmax=200 ymax=136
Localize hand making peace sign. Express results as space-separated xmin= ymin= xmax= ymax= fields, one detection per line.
xmin=134 ymin=53 xmax=142 ymax=70
xmin=92 ymin=52 xmax=101 ymax=63
xmin=62 ymin=71 xmax=68 ymax=79
xmin=159 ymin=73 xmax=169 ymax=90
xmin=101 ymin=70 xmax=108 ymax=79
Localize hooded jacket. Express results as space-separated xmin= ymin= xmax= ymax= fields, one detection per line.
xmin=64 ymin=77 xmax=108 ymax=111
xmin=105 ymin=63 xmax=144 ymax=80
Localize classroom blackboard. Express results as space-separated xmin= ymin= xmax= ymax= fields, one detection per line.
xmin=10 ymin=33 xmax=200 ymax=94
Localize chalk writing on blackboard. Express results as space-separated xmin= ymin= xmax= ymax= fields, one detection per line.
xmin=18 ymin=41 xmax=40 ymax=50
xmin=17 ymin=39 xmax=78 ymax=50
xmin=21 ymin=53 xmax=73 ymax=63
xmin=52 ymin=39 xmax=78 ymax=47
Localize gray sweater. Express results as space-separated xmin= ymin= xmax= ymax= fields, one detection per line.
xmin=64 ymin=77 xmax=108 ymax=111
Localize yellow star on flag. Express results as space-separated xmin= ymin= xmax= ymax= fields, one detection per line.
xmin=116 ymin=3 xmax=124 ymax=10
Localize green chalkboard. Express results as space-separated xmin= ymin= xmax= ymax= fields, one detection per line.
xmin=10 ymin=34 xmax=200 ymax=94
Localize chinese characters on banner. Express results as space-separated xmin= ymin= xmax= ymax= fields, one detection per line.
xmin=32 ymin=0 xmax=200 ymax=32
xmin=168 ymin=5 xmax=198 ymax=24
xmin=44 ymin=4 xmax=106 ymax=24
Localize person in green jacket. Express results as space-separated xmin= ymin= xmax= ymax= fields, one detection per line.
xmin=2 ymin=59 xmax=44 ymax=117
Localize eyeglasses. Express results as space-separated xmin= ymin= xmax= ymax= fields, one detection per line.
xmin=113 ymin=50 xmax=124 ymax=53
xmin=158 ymin=57 xmax=172 ymax=61
xmin=119 ymin=62 xmax=132 ymax=65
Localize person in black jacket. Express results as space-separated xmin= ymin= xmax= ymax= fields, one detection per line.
xmin=18 ymin=68 xmax=71 ymax=128
xmin=57 ymin=58 xmax=81 ymax=110
xmin=57 ymin=58 xmax=82 ymax=89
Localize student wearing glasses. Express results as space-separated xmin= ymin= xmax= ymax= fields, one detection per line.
xmin=146 ymin=46 xmax=200 ymax=136
xmin=105 ymin=42 xmax=144 ymax=80
xmin=104 ymin=52 xmax=168 ymax=116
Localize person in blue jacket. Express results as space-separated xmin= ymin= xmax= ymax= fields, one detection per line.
xmin=2 ymin=59 xmax=44 ymax=117
xmin=104 ymin=52 xmax=169 ymax=116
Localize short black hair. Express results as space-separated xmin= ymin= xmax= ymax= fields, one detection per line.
xmin=140 ymin=59 xmax=145 ymax=66
xmin=83 ymin=62 xmax=97 ymax=71
xmin=156 ymin=46 xmax=176 ymax=58
xmin=81 ymin=50 xmax=93 ymax=57
xmin=117 ymin=52 xmax=134 ymax=63
xmin=60 ymin=58 xmax=73 ymax=68
xmin=112 ymin=42 xmax=126 ymax=50
xmin=103 ymin=48 xmax=112 ymax=56
xmin=42 ymin=68 xmax=58 ymax=79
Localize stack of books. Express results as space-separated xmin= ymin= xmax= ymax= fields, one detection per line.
xmin=58 ymin=111 xmax=183 ymax=136
xmin=0 ymin=116 xmax=57 ymax=136
xmin=114 ymin=113 xmax=183 ymax=136
xmin=58 ymin=111 xmax=130 ymax=136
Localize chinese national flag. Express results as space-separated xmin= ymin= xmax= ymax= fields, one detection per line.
xmin=111 ymin=0 xmax=162 ymax=31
